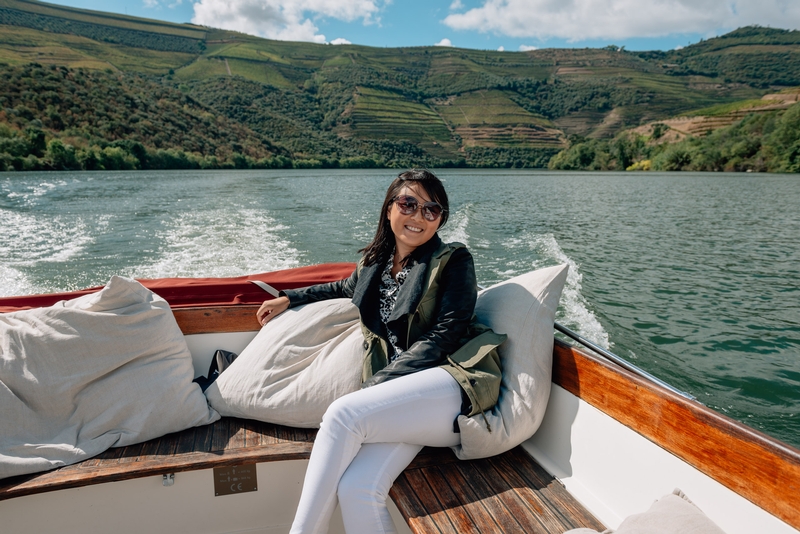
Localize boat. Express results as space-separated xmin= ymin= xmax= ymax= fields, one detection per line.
xmin=0 ymin=264 xmax=798 ymax=534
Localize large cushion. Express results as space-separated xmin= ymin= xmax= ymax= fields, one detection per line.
xmin=0 ymin=276 xmax=220 ymax=480
xmin=563 ymin=488 xmax=727 ymax=533
xmin=204 ymin=298 xmax=363 ymax=428
xmin=452 ymin=263 xmax=569 ymax=460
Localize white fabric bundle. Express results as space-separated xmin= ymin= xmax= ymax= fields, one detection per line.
xmin=205 ymin=298 xmax=364 ymax=428
xmin=564 ymin=488 xmax=727 ymax=534
xmin=0 ymin=276 xmax=220 ymax=479
xmin=452 ymin=263 xmax=569 ymax=460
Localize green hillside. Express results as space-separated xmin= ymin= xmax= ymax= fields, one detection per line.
xmin=1 ymin=0 xmax=800 ymax=170
xmin=548 ymin=89 xmax=800 ymax=172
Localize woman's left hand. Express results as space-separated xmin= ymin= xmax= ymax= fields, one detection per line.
xmin=256 ymin=296 xmax=290 ymax=326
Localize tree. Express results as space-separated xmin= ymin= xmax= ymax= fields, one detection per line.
xmin=45 ymin=139 xmax=79 ymax=170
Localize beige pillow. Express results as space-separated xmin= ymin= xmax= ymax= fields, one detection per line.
xmin=452 ymin=264 xmax=569 ymax=460
xmin=205 ymin=299 xmax=363 ymax=428
xmin=0 ymin=276 xmax=220 ymax=479
xmin=563 ymin=489 xmax=727 ymax=534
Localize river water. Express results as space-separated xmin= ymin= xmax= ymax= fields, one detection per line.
xmin=2 ymin=169 xmax=799 ymax=448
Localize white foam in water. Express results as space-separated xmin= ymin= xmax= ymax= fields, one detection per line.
xmin=134 ymin=208 xmax=301 ymax=279
xmin=0 ymin=264 xmax=36 ymax=297
xmin=531 ymin=233 xmax=611 ymax=350
xmin=0 ymin=209 xmax=92 ymax=267
xmin=439 ymin=205 xmax=470 ymax=246
xmin=5 ymin=180 xmax=67 ymax=204
xmin=0 ymin=209 xmax=92 ymax=296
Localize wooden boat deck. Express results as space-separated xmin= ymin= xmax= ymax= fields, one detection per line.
xmin=392 ymin=445 xmax=604 ymax=533
xmin=0 ymin=416 xmax=604 ymax=533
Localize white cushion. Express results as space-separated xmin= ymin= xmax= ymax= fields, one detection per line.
xmin=563 ymin=488 xmax=727 ymax=534
xmin=0 ymin=276 xmax=220 ymax=479
xmin=452 ymin=264 xmax=569 ymax=460
xmin=205 ymin=299 xmax=363 ymax=428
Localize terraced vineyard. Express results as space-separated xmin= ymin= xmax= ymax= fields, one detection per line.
xmin=349 ymin=87 xmax=454 ymax=156
xmin=1 ymin=0 xmax=800 ymax=169
xmin=432 ymin=91 xmax=564 ymax=148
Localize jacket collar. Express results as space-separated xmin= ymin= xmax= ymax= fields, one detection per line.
xmin=351 ymin=234 xmax=445 ymax=330
xmin=388 ymin=234 xmax=443 ymax=322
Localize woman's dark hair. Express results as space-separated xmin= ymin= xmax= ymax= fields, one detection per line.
xmin=360 ymin=169 xmax=449 ymax=267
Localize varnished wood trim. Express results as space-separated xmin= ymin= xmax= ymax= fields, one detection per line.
xmin=0 ymin=442 xmax=313 ymax=501
xmin=0 ymin=418 xmax=315 ymax=501
xmin=173 ymin=305 xmax=261 ymax=335
xmin=553 ymin=339 xmax=800 ymax=529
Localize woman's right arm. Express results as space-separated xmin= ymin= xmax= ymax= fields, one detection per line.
xmin=257 ymin=267 xmax=359 ymax=326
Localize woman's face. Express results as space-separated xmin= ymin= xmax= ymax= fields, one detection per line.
xmin=387 ymin=184 xmax=440 ymax=258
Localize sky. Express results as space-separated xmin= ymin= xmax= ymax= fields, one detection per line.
xmin=46 ymin=0 xmax=800 ymax=52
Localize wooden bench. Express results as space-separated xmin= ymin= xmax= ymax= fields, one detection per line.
xmin=0 ymin=416 xmax=604 ymax=533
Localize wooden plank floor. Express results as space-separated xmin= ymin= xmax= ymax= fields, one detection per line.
xmin=395 ymin=446 xmax=605 ymax=533
xmin=0 ymin=417 xmax=604 ymax=533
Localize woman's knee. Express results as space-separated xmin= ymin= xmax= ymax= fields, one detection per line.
xmin=337 ymin=465 xmax=387 ymax=508
xmin=320 ymin=394 xmax=362 ymax=436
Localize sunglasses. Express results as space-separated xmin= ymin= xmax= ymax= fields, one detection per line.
xmin=392 ymin=195 xmax=445 ymax=222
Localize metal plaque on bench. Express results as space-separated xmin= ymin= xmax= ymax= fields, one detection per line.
xmin=213 ymin=464 xmax=258 ymax=496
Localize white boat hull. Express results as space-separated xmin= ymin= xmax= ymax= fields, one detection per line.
xmin=524 ymin=384 xmax=797 ymax=533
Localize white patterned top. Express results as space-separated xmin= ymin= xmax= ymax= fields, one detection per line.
xmin=378 ymin=253 xmax=412 ymax=362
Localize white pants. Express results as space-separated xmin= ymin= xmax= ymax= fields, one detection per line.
xmin=289 ymin=367 xmax=463 ymax=534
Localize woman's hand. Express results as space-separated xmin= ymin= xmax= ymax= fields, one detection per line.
xmin=256 ymin=296 xmax=290 ymax=326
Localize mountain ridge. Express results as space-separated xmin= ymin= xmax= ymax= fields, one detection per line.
xmin=2 ymin=0 xmax=800 ymax=170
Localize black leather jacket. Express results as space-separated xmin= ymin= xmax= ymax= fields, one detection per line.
xmin=281 ymin=234 xmax=477 ymax=387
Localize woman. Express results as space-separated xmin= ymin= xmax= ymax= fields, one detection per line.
xmin=256 ymin=169 xmax=504 ymax=534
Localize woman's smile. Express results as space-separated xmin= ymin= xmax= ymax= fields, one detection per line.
xmin=387 ymin=184 xmax=439 ymax=258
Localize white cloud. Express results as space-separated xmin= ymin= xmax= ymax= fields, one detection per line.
xmin=330 ymin=37 xmax=352 ymax=44
xmin=192 ymin=0 xmax=384 ymax=43
xmin=450 ymin=0 xmax=464 ymax=8
xmin=497 ymin=45 xmax=505 ymax=51
xmin=443 ymin=0 xmax=800 ymax=42
xmin=519 ymin=44 xmax=537 ymax=51
xmin=435 ymin=38 xmax=454 ymax=46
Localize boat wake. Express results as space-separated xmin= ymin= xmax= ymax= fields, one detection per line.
xmin=433 ymin=208 xmax=609 ymax=350
xmin=498 ymin=232 xmax=610 ymax=350
xmin=132 ymin=208 xmax=301 ymax=279
xmin=532 ymin=234 xmax=610 ymax=349
xmin=0 ymin=209 xmax=93 ymax=296
xmin=439 ymin=204 xmax=470 ymax=247
xmin=0 ymin=264 xmax=34 ymax=298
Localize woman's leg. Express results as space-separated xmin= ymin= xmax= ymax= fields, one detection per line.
xmin=289 ymin=367 xmax=462 ymax=534
xmin=338 ymin=442 xmax=421 ymax=534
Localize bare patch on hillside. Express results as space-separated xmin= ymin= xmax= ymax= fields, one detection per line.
xmin=456 ymin=125 xmax=566 ymax=148
xmin=762 ymin=92 xmax=800 ymax=103
xmin=589 ymin=108 xmax=625 ymax=138
xmin=553 ymin=110 xmax=607 ymax=137
xmin=555 ymin=67 xmax=593 ymax=76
